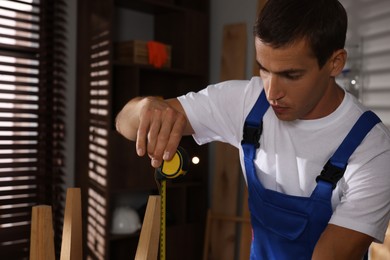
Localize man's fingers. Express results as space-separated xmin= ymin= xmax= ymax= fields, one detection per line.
xmin=154 ymin=107 xmax=187 ymax=162
xmin=163 ymin=111 xmax=187 ymax=161
xmin=154 ymin=126 xmax=172 ymax=162
xmin=134 ymin=100 xmax=186 ymax=169
xmin=136 ymin=108 xmax=151 ymax=156
xmin=147 ymin=109 xmax=162 ymax=157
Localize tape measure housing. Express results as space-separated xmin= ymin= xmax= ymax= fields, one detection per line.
xmin=158 ymin=146 xmax=188 ymax=179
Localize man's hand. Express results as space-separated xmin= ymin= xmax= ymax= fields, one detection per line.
xmin=312 ymin=224 xmax=374 ymax=259
xmin=115 ymin=97 xmax=193 ymax=168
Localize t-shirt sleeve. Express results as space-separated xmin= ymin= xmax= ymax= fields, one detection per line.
xmin=177 ymin=78 xmax=262 ymax=147
xmin=329 ymin=126 xmax=390 ymax=243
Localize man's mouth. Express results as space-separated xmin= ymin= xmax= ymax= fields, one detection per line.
xmin=271 ymin=105 xmax=289 ymax=114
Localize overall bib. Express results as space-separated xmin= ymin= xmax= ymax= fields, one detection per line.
xmin=241 ymin=90 xmax=381 ymax=260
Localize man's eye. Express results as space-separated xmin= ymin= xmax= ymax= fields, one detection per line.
xmin=259 ymin=68 xmax=269 ymax=75
xmin=286 ymin=74 xmax=301 ymax=80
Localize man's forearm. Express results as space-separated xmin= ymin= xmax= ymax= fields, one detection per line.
xmin=312 ymin=224 xmax=373 ymax=260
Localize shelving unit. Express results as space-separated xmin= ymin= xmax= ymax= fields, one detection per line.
xmin=76 ymin=0 xmax=209 ymax=259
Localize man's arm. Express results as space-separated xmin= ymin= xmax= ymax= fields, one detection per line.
xmin=312 ymin=224 xmax=374 ymax=259
xmin=115 ymin=96 xmax=194 ymax=168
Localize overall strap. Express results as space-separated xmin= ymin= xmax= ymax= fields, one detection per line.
xmin=316 ymin=110 xmax=381 ymax=189
xmin=241 ymin=90 xmax=269 ymax=149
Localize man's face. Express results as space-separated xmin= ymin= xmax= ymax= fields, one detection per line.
xmin=255 ymin=37 xmax=340 ymax=121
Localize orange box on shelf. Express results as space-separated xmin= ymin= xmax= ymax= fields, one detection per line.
xmin=114 ymin=40 xmax=172 ymax=68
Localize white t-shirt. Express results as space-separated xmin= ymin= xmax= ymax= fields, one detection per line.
xmin=178 ymin=77 xmax=390 ymax=242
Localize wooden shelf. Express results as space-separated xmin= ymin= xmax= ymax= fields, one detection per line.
xmin=115 ymin=0 xmax=206 ymax=14
xmin=113 ymin=61 xmax=206 ymax=77
xmin=109 ymin=231 xmax=141 ymax=241
xmin=76 ymin=0 xmax=209 ymax=258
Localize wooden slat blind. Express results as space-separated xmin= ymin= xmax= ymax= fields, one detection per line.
xmin=85 ymin=27 xmax=111 ymax=260
xmin=72 ymin=0 xmax=114 ymax=258
xmin=338 ymin=0 xmax=390 ymax=127
xmin=0 ymin=0 xmax=66 ymax=258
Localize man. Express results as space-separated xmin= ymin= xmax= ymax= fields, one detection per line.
xmin=115 ymin=0 xmax=390 ymax=259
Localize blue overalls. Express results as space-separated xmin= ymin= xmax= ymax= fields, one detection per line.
xmin=241 ymin=90 xmax=381 ymax=260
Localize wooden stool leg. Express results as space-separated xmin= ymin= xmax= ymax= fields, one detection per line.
xmin=30 ymin=205 xmax=55 ymax=260
xmin=135 ymin=195 xmax=161 ymax=260
xmin=60 ymin=188 xmax=82 ymax=260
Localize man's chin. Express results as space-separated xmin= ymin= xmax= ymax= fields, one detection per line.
xmin=272 ymin=109 xmax=296 ymax=121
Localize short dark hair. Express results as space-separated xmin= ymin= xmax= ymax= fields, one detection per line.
xmin=254 ymin=0 xmax=348 ymax=68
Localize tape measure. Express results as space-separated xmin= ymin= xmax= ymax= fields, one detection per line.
xmin=158 ymin=146 xmax=189 ymax=179
xmin=155 ymin=146 xmax=189 ymax=260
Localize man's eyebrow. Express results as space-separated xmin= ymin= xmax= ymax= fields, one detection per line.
xmin=256 ymin=60 xmax=305 ymax=75
xmin=256 ymin=61 xmax=266 ymax=70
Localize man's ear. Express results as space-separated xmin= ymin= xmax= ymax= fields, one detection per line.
xmin=329 ymin=49 xmax=347 ymax=77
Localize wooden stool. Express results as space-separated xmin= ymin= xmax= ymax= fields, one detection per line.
xmin=60 ymin=188 xmax=82 ymax=260
xmin=135 ymin=195 xmax=161 ymax=260
xmin=30 ymin=205 xmax=56 ymax=260
xmin=29 ymin=188 xmax=82 ymax=260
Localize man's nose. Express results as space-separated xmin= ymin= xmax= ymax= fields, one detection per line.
xmin=266 ymin=75 xmax=284 ymax=103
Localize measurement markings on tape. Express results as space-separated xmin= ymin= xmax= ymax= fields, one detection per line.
xmin=155 ymin=147 xmax=189 ymax=260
